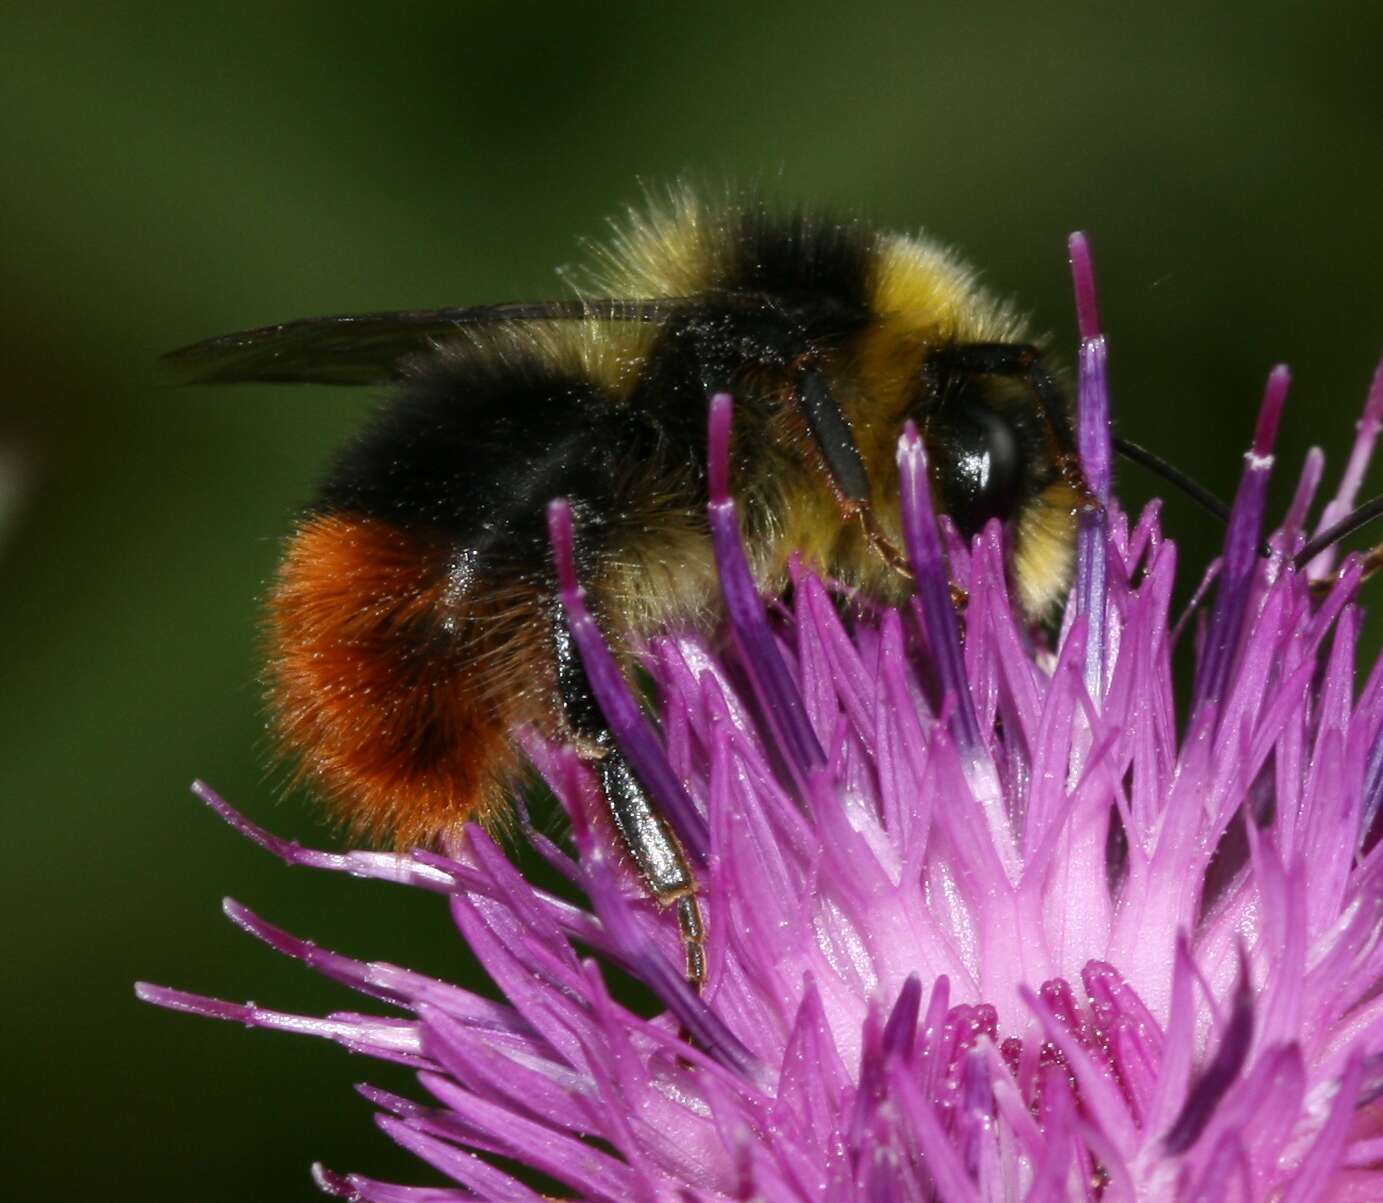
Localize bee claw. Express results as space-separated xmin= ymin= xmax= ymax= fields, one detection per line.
xmin=855 ymin=507 xmax=914 ymax=580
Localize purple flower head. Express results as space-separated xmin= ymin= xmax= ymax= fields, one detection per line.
xmin=139 ymin=241 xmax=1383 ymax=1202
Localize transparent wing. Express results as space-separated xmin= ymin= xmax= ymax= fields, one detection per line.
xmin=158 ymin=298 xmax=694 ymax=386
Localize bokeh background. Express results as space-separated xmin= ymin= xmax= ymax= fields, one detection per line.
xmin=5 ymin=2 xmax=1382 ymax=1198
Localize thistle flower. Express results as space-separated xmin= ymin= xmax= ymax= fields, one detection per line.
xmin=139 ymin=239 xmax=1383 ymax=1202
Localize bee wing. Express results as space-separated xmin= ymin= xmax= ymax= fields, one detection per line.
xmin=158 ymin=299 xmax=692 ymax=386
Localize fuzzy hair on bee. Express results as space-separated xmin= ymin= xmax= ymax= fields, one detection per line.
xmin=165 ymin=190 xmax=1086 ymax=858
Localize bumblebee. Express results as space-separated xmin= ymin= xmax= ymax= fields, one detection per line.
xmin=165 ymin=192 xmax=1090 ymax=985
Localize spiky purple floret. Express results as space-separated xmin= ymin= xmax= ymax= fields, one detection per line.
xmin=707 ymin=391 xmax=827 ymax=777
xmin=1068 ymin=231 xmax=1111 ymax=704
xmin=139 ymin=256 xmax=1383 ymax=1200
xmin=1192 ymin=367 xmax=1290 ymax=714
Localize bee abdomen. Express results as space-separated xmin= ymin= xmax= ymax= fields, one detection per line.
xmin=267 ymin=512 xmax=548 ymax=847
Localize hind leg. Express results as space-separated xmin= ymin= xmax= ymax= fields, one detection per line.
xmin=551 ymin=612 xmax=706 ymax=988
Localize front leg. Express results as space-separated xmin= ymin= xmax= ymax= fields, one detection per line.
xmin=797 ymin=367 xmax=914 ymax=582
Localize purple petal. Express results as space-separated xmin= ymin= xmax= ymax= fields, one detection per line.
xmin=1193 ymin=366 xmax=1289 ymax=713
xmin=1163 ymin=958 xmax=1255 ymax=1155
xmin=897 ymin=422 xmax=981 ymax=755
xmin=707 ymin=393 xmax=825 ymax=776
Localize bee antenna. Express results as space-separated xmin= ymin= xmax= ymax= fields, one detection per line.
xmin=1114 ymin=437 xmax=1283 ymax=559
xmin=1293 ymin=493 xmax=1383 ymax=571
xmin=1112 ymin=437 xmax=1235 ymax=526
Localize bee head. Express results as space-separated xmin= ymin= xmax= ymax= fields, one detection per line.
xmin=910 ymin=348 xmax=1082 ymax=619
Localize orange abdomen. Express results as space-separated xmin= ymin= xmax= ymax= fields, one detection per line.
xmin=268 ymin=513 xmax=549 ymax=847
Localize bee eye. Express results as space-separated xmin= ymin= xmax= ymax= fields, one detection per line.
xmin=938 ymin=402 xmax=1025 ymax=540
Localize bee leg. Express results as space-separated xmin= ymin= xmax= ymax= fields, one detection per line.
xmin=1308 ymin=543 xmax=1383 ymax=600
xmin=552 ymin=613 xmax=707 ymax=989
xmin=1355 ymin=545 xmax=1383 ymax=582
xmin=593 ymin=751 xmax=706 ymax=988
xmin=1299 ymin=495 xmax=1383 ymax=598
xmin=797 ymin=368 xmax=913 ymax=582
xmin=853 ymin=505 xmax=915 ymax=580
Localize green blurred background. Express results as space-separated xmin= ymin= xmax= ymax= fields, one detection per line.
xmin=4 ymin=2 xmax=1381 ymax=1198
